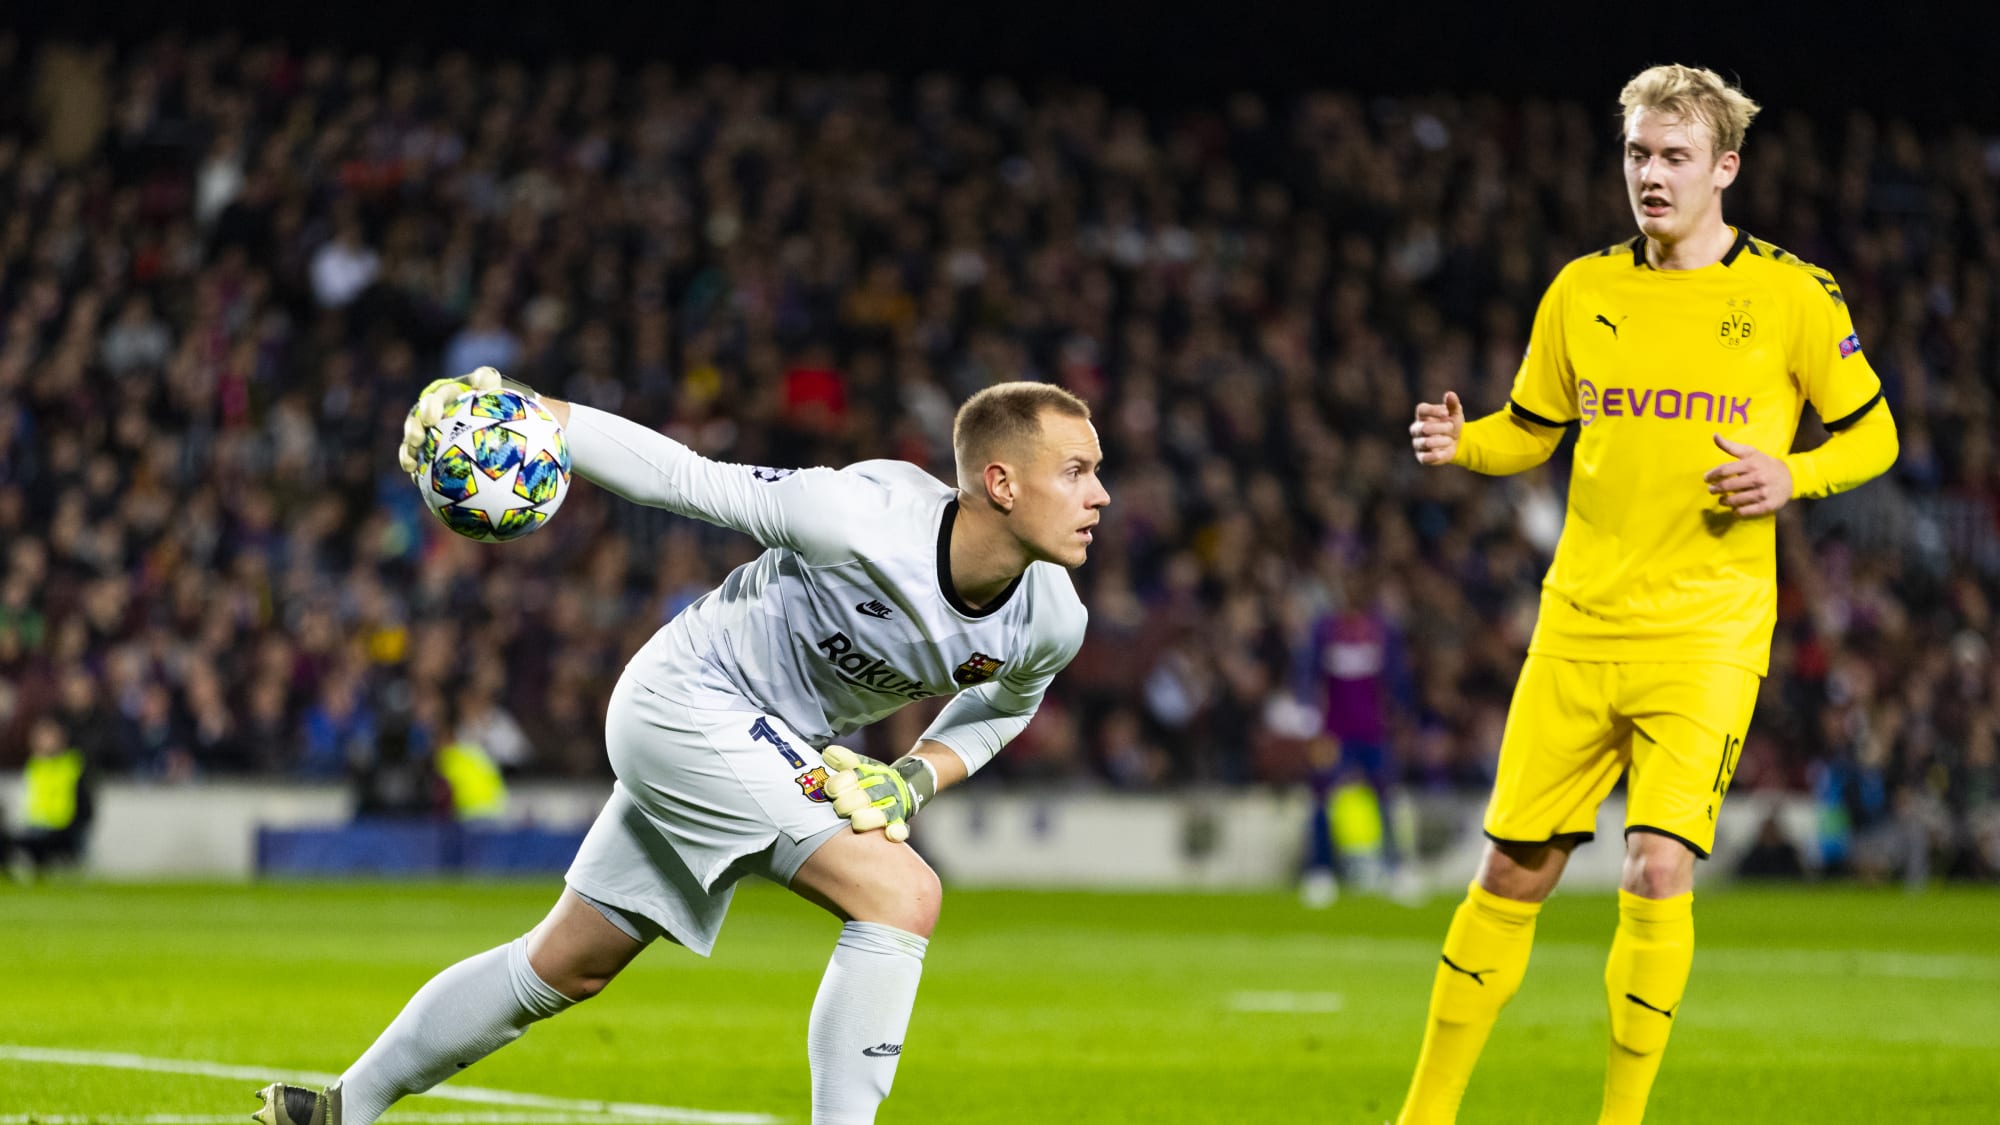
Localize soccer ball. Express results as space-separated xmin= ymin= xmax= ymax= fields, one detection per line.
xmin=414 ymin=389 xmax=571 ymax=542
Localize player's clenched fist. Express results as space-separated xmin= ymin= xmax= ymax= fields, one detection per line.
xmin=398 ymin=366 xmax=503 ymax=475
xmin=823 ymin=747 xmax=938 ymax=843
xmin=1410 ymin=391 xmax=1465 ymax=465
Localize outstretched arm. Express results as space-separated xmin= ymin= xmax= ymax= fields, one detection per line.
xmin=398 ymin=371 xmax=859 ymax=555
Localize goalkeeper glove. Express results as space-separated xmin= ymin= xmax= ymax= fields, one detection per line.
xmin=823 ymin=748 xmax=938 ymax=844
xmin=398 ymin=366 xmax=503 ymax=476
xmin=397 ymin=367 xmax=545 ymax=477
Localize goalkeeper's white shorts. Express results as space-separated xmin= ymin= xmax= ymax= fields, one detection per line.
xmin=565 ymin=671 xmax=845 ymax=956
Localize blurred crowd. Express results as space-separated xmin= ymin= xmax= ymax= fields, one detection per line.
xmin=1 ymin=33 xmax=1997 ymax=879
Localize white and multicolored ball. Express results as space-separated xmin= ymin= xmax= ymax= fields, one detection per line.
xmin=414 ymin=390 xmax=571 ymax=542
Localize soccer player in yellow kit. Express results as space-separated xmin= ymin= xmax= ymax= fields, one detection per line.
xmin=1395 ymin=65 xmax=1899 ymax=1124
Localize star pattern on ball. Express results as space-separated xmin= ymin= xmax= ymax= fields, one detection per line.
xmin=418 ymin=392 xmax=569 ymax=542
xmin=454 ymin=463 xmax=528 ymax=529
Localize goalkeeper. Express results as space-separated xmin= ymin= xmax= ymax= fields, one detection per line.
xmin=257 ymin=369 xmax=1107 ymax=1125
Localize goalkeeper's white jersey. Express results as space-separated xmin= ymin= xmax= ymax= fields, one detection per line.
xmin=565 ymin=404 xmax=1088 ymax=774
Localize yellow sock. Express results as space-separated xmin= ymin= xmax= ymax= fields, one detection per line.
xmin=1395 ymin=882 xmax=1541 ymax=1125
xmin=1600 ymin=889 xmax=1695 ymax=1125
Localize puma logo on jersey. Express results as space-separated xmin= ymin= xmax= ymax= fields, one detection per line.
xmin=856 ymin=599 xmax=893 ymax=619
xmin=816 ymin=631 xmax=931 ymax=701
xmin=1595 ymin=313 xmax=1627 ymax=338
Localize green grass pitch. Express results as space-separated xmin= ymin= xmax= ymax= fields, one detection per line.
xmin=4 ymin=880 xmax=1996 ymax=1123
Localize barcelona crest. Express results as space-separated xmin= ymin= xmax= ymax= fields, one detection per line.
xmin=796 ymin=767 xmax=832 ymax=803
xmin=952 ymin=652 xmax=1006 ymax=686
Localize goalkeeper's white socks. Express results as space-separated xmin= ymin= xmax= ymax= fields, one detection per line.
xmin=339 ymin=937 xmax=574 ymax=1125
xmin=807 ymin=921 xmax=930 ymax=1125
xmin=334 ymin=922 xmax=925 ymax=1125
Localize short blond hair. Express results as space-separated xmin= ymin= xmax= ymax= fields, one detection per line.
xmin=1619 ymin=64 xmax=1761 ymax=156
xmin=952 ymin=381 xmax=1091 ymax=489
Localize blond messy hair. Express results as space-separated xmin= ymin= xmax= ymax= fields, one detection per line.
xmin=1619 ymin=64 xmax=1762 ymax=157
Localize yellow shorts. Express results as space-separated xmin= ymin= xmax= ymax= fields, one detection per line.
xmin=1483 ymin=655 xmax=1759 ymax=858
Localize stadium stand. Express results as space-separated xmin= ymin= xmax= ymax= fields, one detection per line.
xmin=0 ymin=33 xmax=1995 ymax=881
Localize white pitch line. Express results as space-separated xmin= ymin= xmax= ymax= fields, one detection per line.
xmin=1227 ymin=991 xmax=1345 ymax=1013
xmin=0 ymin=1047 xmax=780 ymax=1125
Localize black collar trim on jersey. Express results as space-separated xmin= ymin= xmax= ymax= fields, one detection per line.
xmin=937 ymin=498 xmax=1022 ymax=618
xmin=1631 ymin=228 xmax=1752 ymax=268
xmin=1720 ymin=227 xmax=1752 ymax=266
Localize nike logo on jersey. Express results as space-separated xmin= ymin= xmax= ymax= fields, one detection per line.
xmin=1441 ymin=954 xmax=1496 ymax=985
xmin=1625 ymin=993 xmax=1677 ymax=1018
xmin=816 ymin=631 xmax=931 ymax=701
xmin=1595 ymin=314 xmax=1627 ymax=338
xmin=861 ymin=1043 xmax=903 ymax=1057
xmin=856 ymin=599 xmax=894 ymax=619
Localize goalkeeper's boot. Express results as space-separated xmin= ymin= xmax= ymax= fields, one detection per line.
xmin=252 ymin=1081 xmax=341 ymax=1125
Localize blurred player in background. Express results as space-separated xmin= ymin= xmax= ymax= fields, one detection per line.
xmin=6 ymin=717 xmax=94 ymax=878
xmin=1396 ymin=65 xmax=1898 ymax=1123
xmin=256 ymin=374 xmax=1107 ymax=1125
xmin=1299 ymin=568 xmax=1419 ymax=907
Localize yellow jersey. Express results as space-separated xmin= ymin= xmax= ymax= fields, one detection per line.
xmin=1503 ymin=229 xmax=1884 ymax=674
